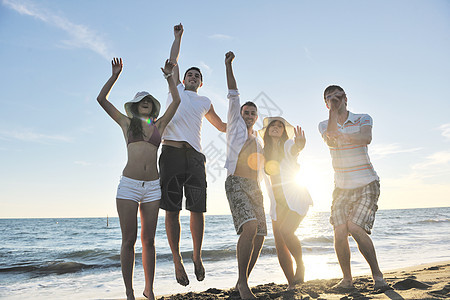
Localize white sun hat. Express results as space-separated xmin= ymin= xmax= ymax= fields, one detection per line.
xmin=124 ymin=91 xmax=161 ymax=119
xmin=258 ymin=116 xmax=295 ymax=139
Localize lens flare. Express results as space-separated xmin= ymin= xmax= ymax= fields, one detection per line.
xmin=247 ymin=153 xmax=264 ymax=171
xmin=265 ymin=160 xmax=280 ymax=175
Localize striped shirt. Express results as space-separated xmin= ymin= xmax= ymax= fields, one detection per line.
xmin=319 ymin=111 xmax=379 ymax=189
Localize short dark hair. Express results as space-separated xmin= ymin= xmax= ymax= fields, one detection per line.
xmin=323 ymin=85 xmax=345 ymax=102
xmin=240 ymin=101 xmax=257 ymax=113
xmin=183 ymin=67 xmax=203 ymax=81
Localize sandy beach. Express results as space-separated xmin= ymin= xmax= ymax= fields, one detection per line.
xmin=128 ymin=261 xmax=450 ymax=300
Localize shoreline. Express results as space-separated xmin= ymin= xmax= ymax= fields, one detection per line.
xmin=129 ymin=260 xmax=449 ymax=300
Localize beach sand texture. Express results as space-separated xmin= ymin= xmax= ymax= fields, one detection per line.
xmin=124 ymin=262 xmax=449 ymax=300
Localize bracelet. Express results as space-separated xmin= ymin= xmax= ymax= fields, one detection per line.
xmin=163 ymin=72 xmax=173 ymax=79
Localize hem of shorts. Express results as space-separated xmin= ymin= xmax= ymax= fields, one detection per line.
xmin=331 ymin=220 xmax=373 ymax=235
xmin=116 ymin=197 xmax=139 ymax=203
xmin=236 ymin=217 xmax=257 ymax=234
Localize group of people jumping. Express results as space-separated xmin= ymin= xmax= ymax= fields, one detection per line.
xmin=97 ymin=23 xmax=388 ymax=300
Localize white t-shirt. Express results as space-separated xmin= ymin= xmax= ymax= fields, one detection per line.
xmin=162 ymin=83 xmax=212 ymax=153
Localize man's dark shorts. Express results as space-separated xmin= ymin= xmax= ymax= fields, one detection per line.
xmin=159 ymin=145 xmax=207 ymax=212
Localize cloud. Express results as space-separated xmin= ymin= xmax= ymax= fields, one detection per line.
xmin=304 ymin=46 xmax=314 ymax=61
xmin=370 ymin=143 xmax=421 ymax=158
xmin=412 ymin=151 xmax=450 ymax=170
xmin=0 ymin=128 xmax=72 ymax=143
xmin=438 ymin=123 xmax=450 ymax=140
xmin=2 ymin=0 xmax=112 ymax=59
xmin=198 ymin=61 xmax=212 ymax=77
xmin=208 ymin=34 xmax=233 ymax=41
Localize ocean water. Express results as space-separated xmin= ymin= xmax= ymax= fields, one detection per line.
xmin=0 ymin=207 xmax=449 ymax=299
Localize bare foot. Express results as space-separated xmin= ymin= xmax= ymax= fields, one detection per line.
xmin=287 ymin=283 xmax=297 ymax=290
xmin=237 ymin=281 xmax=256 ymax=299
xmin=293 ymin=263 xmax=305 ymax=284
xmin=192 ymin=256 xmax=205 ymax=281
xmin=142 ymin=290 xmax=155 ymax=300
xmin=174 ymin=261 xmax=189 ymax=286
xmin=332 ymin=278 xmax=354 ymax=290
xmin=373 ymin=278 xmax=390 ymax=291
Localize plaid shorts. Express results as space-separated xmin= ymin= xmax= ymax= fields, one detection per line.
xmin=225 ymin=175 xmax=267 ymax=236
xmin=330 ymin=180 xmax=380 ymax=234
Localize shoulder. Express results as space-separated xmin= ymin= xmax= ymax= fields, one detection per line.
xmin=318 ymin=120 xmax=328 ymax=133
xmin=352 ymin=113 xmax=373 ymax=126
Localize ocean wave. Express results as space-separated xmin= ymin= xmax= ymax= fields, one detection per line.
xmin=0 ymin=261 xmax=119 ymax=275
xmin=408 ymin=219 xmax=450 ymax=225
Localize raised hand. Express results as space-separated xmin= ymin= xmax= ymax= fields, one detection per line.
xmin=161 ymin=59 xmax=177 ymax=76
xmin=174 ymin=23 xmax=184 ymax=39
xmin=326 ymin=90 xmax=345 ymax=111
xmin=111 ymin=57 xmax=123 ymax=77
xmin=225 ymin=51 xmax=235 ymax=65
xmin=294 ymin=126 xmax=306 ymax=151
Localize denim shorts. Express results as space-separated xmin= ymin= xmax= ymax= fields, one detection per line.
xmin=116 ymin=176 xmax=161 ymax=204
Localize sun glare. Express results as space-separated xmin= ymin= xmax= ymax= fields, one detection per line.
xmin=296 ymin=159 xmax=333 ymax=210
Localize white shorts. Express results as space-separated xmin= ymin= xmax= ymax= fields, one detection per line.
xmin=116 ymin=176 xmax=161 ymax=204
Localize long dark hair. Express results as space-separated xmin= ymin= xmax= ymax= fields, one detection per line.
xmin=127 ymin=102 xmax=145 ymax=139
xmin=263 ymin=120 xmax=289 ymax=174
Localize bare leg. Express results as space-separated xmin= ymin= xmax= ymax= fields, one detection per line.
xmin=347 ymin=221 xmax=386 ymax=287
xmin=117 ymin=199 xmax=139 ymax=300
xmin=273 ymin=219 xmax=295 ymax=288
xmin=165 ymin=210 xmax=189 ymax=286
xmin=190 ymin=211 xmax=205 ymax=281
xmin=140 ymin=201 xmax=160 ymax=300
xmin=279 ymin=211 xmax=304 ymax=286
xmin=236 ymin=220 xmax=258 ymax=299
xmin=247 ymin=235 xmax=264 ymax=277
xmin=333 ymin=223 xmax=353 ymax=288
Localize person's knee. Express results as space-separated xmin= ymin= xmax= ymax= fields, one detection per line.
xmin=347 ymin=221 xmax=364 ymax=237
xmin=122 ymin=236 xmax=137 ymax=250
xmin=166 ymin=210 xmax=180 ymax=220
xmin=141 ymin=235 xmax=155 ymax=248
xmin=241 ymin=220 xmax=258 ymax=236
xmin=334 ymin=224 xmax=349 ymax=241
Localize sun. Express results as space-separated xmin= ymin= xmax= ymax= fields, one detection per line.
xmin=295 ymin=158 xmax=334 ymax=210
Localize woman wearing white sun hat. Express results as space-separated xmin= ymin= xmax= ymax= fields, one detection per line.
xmin=259 ymin=116 xmax=313 ymax=290
xmin=97 ymin=57 xmax=180 ymax=300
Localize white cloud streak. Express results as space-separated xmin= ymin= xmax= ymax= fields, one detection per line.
xmin=208 ymin=33 xmax=233 ymax=40
xmin=370 ymin=143 xmax=421 ymax=158
xmin=412 ymin=151 xmax=450 ymax=170
xmin=438 ymin=123 xmax=450 ymax=140
xmin=0 ymin=129 xmax=73 ymax=143
xmin=2 ymin=0 xmax=112 ymax=59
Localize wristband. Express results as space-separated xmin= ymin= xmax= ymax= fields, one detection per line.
xmin=163 ymin=72 xmax=173 ymax=79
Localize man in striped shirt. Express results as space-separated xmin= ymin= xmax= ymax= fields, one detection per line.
xmin=319 ymin=85 xmax=388 ymax=291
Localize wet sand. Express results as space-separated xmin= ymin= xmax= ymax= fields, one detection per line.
xmin=136 ymin=261 xmax=450 ymax=299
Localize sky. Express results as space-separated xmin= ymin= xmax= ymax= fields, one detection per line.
xmin=0 ymin=0 xmax=449 ymax=218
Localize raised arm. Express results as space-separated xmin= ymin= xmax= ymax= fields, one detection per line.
xmin=225 ymin=51 xmax=237 ymax=90
xmin=169 ymin=23 xmax=183 ymax=85
xmin=156 ymin=59 xmax=181 ymax=133
xmin=205 ymin=104 xmax=227 ymax=132
xmin=97 ymin=57 xmax=129 ymax=129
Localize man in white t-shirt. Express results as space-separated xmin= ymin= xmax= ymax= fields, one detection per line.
xmin=159 ymin=23 xmax=226 ymax=287
xmin=318 ymin=85 xmax=388 ymax=291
